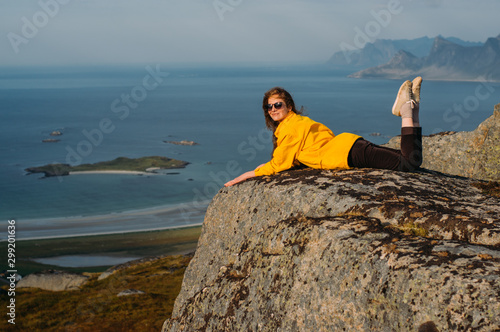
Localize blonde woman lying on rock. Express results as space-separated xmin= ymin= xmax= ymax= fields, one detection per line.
xmin=225 ymin=78 xmax=423 ymax=187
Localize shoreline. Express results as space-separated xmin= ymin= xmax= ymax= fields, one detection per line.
xmin=69 ymin=170 xmax=156 ymax=175
xmin=4 ymin=200 xmax=210 ymax=240
xmin=25 ymin=156 xmax=190 ymax=177
xmin=13 ymin=222 xmax=204 ymax=242
xmin=5 ymin=225 xmax=203 ymax=272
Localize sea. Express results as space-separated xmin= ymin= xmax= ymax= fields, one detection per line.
xmin=1 ymin=63 xmax=498 ymax=240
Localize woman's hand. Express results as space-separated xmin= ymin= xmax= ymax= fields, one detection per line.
xmin=224 ymin=170 xmax=256 ymax=187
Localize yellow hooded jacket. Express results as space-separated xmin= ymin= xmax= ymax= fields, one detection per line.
xmin=254 ymin=112 xmax=361 ymax=176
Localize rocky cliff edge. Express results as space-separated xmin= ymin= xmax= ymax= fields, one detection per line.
xmin=163 ymin=168 xmax=500 ymax=331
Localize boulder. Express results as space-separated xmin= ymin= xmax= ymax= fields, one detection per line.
xmin=163 ymin=168 xmax=500 ymax=331
xmin=17 ymin=270 xmax=89 ymax=291
xmin=384 ymin=104 xmax=500 ymax=181
xmin=117 ymin=289 xmax=146 ymax=297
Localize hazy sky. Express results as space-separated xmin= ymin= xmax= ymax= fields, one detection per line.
xmin=1 ymin=0 xmax=499 ymax=66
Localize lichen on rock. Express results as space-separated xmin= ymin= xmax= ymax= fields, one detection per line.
xmin=163 ymin=168 xmax=500 ymax=331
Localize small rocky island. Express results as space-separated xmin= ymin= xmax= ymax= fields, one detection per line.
xmin=25 ymin=156 xmax=189 ymax=177
xmin=42 ymin=130 xmax=63 ymax=143
xmin=164 ymin=140 xmax=199 ymax=146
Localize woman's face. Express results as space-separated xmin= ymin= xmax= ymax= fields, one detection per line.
xmin=267 ymin=95 xmax=291 ymax=123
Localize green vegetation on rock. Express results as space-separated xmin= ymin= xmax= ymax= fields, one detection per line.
xmin=397 ymin=222 xmax=429 ymax=237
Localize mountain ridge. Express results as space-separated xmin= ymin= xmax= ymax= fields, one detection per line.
xmin=328 ymin=35 xmax=483 ymax=68
xmin=349 ymin=34 xmax=500 ymax=81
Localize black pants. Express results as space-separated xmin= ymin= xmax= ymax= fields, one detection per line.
xmin=347 ymin=127 xmax=422 ymax=172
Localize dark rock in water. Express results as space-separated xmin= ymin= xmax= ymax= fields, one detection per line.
xmin=42 ymin=138 xmax=60 ymax=143
xmin=385 ymin=104 xmax=500 ymax=181
xmin=163 ymin=168 xmax=500 ymax=331
xmin=25 ymin=164 xmax=70 ymax=177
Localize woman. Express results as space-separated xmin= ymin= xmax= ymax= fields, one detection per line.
xmin=224 ymin=78 xmax=423 ymax=187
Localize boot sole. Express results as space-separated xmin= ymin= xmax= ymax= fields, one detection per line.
xmin=392 ymin=80 xmax=412 ymax=117
xmin=412 ymin=76 xmax=423 ymax=104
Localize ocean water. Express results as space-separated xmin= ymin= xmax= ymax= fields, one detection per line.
xmin=1 ymin=64 xmax=498 ymax=238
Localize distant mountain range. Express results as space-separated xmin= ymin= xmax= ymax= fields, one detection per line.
xmin=328 ymin=36 xmax=482 ymax=68
xmin=328 ymin=34 xmax=500 ymax=81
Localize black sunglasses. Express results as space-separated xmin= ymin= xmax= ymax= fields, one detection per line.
xmin=265 ymin=102 xmax=284 ymax=111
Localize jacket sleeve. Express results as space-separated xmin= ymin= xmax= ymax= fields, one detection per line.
xmin=254 ymin=132 xmax=302 ymax=176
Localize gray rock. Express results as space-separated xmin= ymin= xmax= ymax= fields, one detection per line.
xmin=17 ymin=270 xmax=89 ymax=291
xmin=384 ymin=104 xmax=500 ymax=181
xmin=163 ymin=168 xmax=500 ymax=331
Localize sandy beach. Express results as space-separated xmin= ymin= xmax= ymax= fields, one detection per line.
xmin=12 ymin=200 xmax=210 ymax=240
xmin=69 ymin=170 xmax=156 ymax=175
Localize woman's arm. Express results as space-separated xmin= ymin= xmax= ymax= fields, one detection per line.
xmin=225 ymin=128 xmax=302 ymax=187
xmin=224 ymin=163 xmax=266 ymax=187
xmin=224 ymin=170 xmax=256 ymax=187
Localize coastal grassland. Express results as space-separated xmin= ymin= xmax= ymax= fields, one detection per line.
xmin=2 ymin=226 xmax=201 ymax=275
xmin=25 ymin=156 xmax=189 ymax=177
xmin=0 ymin=254 xmax=191 ymax=332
